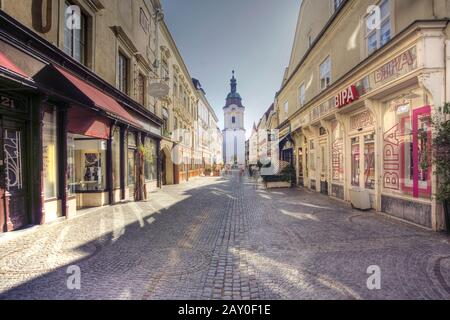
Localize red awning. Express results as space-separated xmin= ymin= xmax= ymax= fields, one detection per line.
xmin=54 ymin=65 xmax=140 ymax=128
xmin=0 ymin=51 xmax=31 ymax=79
xmin=68 ymin=106 xmax=110 ymax=140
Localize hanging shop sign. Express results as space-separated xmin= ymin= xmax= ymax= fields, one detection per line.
xmin=149 ymin=82 xmax=170 ymax=98
xmin=335 ymin=85 xmax=359 ymax=109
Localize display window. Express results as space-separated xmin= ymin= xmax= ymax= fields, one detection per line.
xmin=382 ymin=96 xmax=432 ymax=199
xmin=112 ymin=128 xmax=121 ymax=189
xmin=331 ymin=120 xmax=344 ymax=183
xmin=308 ymin=140 xmax=316 ymax=171
xmin=127 ymin=132 xmax=137 ymax=187
xmin=144 ymin=137 xmax=157 ymax=181
xmin=42 ymin=105 xmax=58 ymax=199
xmin=67 ymin=134 xmax=76 ymax=195
xmin=351 ymin=137 xmax=360 ymax=187
xmin=72 ymin=136 xmax=107 ymax=191
xmin=364 ymin=134 xmax=376 ymax=190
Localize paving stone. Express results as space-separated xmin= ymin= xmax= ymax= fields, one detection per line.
xmin=0 ymin=174 xmax=449 ymax=300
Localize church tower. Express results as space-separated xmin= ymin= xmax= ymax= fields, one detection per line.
xmin=223 ymin=71 xmax=246 ymax=165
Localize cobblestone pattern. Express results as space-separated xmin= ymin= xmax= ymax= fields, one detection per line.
xmin=0 ymin=174 xmax=449 ymax=300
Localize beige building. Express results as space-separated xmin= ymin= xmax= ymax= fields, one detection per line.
xmin=274 ymin=0 xmax=450 ymax=231
xmin=156 ymin=17 xmax=203 ymax=185
xmin=0 ymin=0 xmax=167 ymax=231
xmin=193 ymin=78 xmax=221 ymax=175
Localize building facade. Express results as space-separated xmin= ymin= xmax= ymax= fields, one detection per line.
xmin=274 ymin=0 xmax=450 ymax=231
xmin=223 ymin=71 xmax=246 ymax=165
xmin=0 ymin=0 xmax=167 ymax=232
xmin=193 ymin=78 xmax=221 ymax=175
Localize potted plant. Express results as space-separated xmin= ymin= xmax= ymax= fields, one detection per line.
xmin=433 ymin=114 xmax=450 ymax=233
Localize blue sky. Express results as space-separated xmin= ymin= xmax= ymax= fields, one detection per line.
xmin=161 ymin=0 xmax=301 ymax=138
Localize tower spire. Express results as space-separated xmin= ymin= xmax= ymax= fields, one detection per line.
xmin=230 ymin=70 xmax=237 ymax=94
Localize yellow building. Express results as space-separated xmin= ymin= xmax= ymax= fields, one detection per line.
xmin=276 ymin=0 xmax=450 ymax=231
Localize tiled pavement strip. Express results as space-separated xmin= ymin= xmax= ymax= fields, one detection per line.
xmin=0 ymin=173 xmax=450 ymax=300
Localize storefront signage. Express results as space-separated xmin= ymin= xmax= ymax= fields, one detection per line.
xmin=278 ymin=125 xmax=291 ymax=141
xmin=335 ymin=85 xmax=359 ymax=109
xmin=310 ymin=97 xmax=335 ymax=122
xmin=374 ymin=47 xmax=417 ymax=85
xmin=350 ymin=110 xmax=375 ymax=131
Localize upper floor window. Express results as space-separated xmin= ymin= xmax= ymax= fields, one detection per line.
xmin=118 ymin=52 xmax=129 ymax=94
xmin=161 ymin=59 xmax=169 ymax=81
xmin=64 ymin=1 xmax=88 ymax=65
xmin=284 ymin=101 xmax=289 ymax=115
xmin=140 ymin=8 xmax=149 ymax=33
xmin=333 ymin=0 xmax=344 ymax=12
xmin=320 ymin=56 xmax=331 ymax=90
xmin=137 ymin=73 xmax=146 ymax=106
xmin=173 ymin=76 xmax=178 ymax=98
xmin=162 ymin=107 xmax=169 ymax=133
xmin=232 ymin=116 xmax=236 ymax=124
xmin=298 ymin=84 xmax=306 ymax=107
xmin=366 ymin=0 xmax=391 ymax=55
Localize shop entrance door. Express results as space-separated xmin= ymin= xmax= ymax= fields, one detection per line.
xmin=0 ymin=119 xmax=29 ymax=232
xmin=161 ymin=151 xmax=167 ymax=186
xmin=297 ymin=147 xmax=304 ymax=187
xmin=350 ymin=132 xmax=376 ymax=192
xmin=319 ymin=141 xmax=329 ymax=195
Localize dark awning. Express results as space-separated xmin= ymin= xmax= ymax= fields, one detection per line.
xmin=34 ymin=64 xmax=140 ymax=128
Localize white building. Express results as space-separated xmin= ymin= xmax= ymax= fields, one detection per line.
xmin=222 ymin=71 xmax=246 ymax=165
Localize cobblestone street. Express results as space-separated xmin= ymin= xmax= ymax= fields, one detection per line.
xmin=1 ymin=173 xmax=450 ymax=300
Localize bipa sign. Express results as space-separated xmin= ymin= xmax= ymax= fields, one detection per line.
xmin=335 ymin=85 xmax=359 ymax=109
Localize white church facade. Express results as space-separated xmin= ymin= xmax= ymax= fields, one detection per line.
xmin=223 ymin=71 xmax=246 ymax=165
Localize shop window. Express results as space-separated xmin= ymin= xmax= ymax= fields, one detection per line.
xmin=144 ymin=137 xmax=157 ymax=181
xmin=331 ymin=121 xmax=344 ymax=183
xmin=64 ymin=1 xmax=88 ymax=65
xmin=73 ymin=137 xmax=107 ymax=191
xmin=112 ymin=129 xmax=121 ymax=189
xmin=67 ymin=134 xmax=76 ymax=195
xmin=351 ymin=137 xmax=360 ymax=187
xmin=43 ymin=106 xmax=58 ymax=199
xmin=383 ymin=100 xmax=431 ymax=198
xmin=319 ymin=56 xmax=331 ymax=90
xmin=309 ymin=140 xmax=316 ymax=171
xmin=364 ymin=134 xmax=376 ymax=190
xmin=321 ymin=145 xmax=327 ymax=174
xmin=128 ymin=132 xmax=136 ymax=186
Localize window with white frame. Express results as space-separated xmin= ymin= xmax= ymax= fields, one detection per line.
xmin=284 ymin=101 xmax=289 ymax=116
xmin=298 ymin=84 xmax=305 ymax=107
xmin=117 ymin=51 xmax=129 ymax=94
xmin=319 ymin=56 xmax=331 ymax=90
xmin=64 ymin=1 xmax=88 ymax=65
xmin=333 ymin=0 xmax=344 ymax=12
xmin=366 ymin=0 xmax=391 ymax=55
